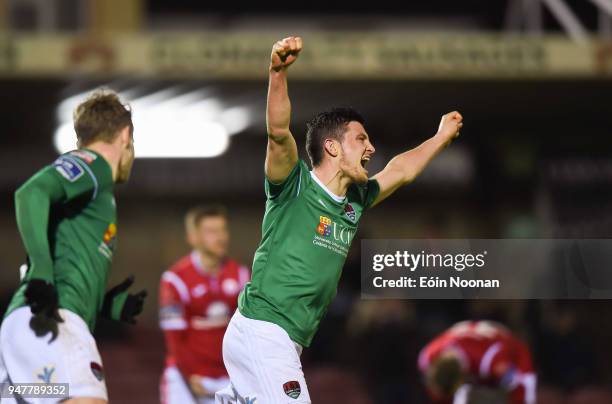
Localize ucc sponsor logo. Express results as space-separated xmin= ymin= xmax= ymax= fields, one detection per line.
xmin=316 ymin=216 xmax=354 ymax=246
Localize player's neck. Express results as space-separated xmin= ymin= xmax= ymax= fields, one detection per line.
xmin=197 ymin=251 xmax=222 ymax=275
xmin=83 ymin=142 xmax=120 ymax=181
xmin=312 ymin=164 xmax=351 ymax=197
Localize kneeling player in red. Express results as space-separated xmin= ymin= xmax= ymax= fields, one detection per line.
xmin=160 ymin=205 xmax=250 ymax=404
xmin=418 ymin=320 xmax=537 ymax=404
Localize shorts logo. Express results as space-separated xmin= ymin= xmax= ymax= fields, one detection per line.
xmin=36 ymin=366 xmax=55 ymax=383
xmin=90 ymin=362 xmax=104 ymax=381
xmin=53 ymin=157 xmax=84 ymax=182
xmin=344 ymin=203 xmax=356 ymax=222
xmin=316 ymin=216 xmax=332 ymax=237
xmin=283 ymin=381 xmax=301 ymax=399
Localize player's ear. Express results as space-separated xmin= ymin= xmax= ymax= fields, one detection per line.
xmin=118 ymin=125 xmax=131 ymax=148
xmin=323 ymin=139 xmax=339 ymax=158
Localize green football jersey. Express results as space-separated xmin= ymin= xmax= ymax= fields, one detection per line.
xmin=239 ymin=159 xmax=380 ymax=347
xmin=6 ymin=149 xmax=116 ymax=331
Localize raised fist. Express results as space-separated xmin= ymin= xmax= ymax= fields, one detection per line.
xmin=270 ymin=36 xmax=303 ymax=72
xmin=436 ymin=111 xmax=463 ymax=144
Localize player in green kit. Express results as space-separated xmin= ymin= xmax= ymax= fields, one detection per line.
xmin=216 ymin=37 xmax=463 ymax=404
xmin=0 ymin=90 xmax=146 ymax=404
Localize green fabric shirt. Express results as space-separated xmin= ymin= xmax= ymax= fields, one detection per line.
xmin=239 ymin=159 xmax=380 ymax=347
xmin=6 ymin=149 xmax=116 ymax=331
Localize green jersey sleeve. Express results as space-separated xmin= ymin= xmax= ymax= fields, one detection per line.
xmin=51 ymin=154 xmax=100 ymax=200
xmin=264 ymin=160 xmax=308 ymax=203
xmin=15 ymin=154 xmax=100 ymax=283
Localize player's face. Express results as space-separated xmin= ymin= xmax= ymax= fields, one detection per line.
xmin=194 ymin=216 xmax=229 ymax=259
xmin=338 ymin=121 xmax=375 ymax=184
xmin=116 ymin=126 xmax=135 ymax=184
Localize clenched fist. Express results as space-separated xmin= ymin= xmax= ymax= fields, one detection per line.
xmin=270 ymin=36 xmax=303 ymax=72
xmin=436 ymin=111 xmax=463 ymax=145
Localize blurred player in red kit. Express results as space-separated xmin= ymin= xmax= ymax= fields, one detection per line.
xmin=418 ymin=320 xmax=536 ymax=404
xmin=159 ymin=205 xmax=250 ymax=404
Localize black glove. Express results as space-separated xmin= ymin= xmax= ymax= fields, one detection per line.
xmin=101 ymin=275 xmax=147 ymax=324
xmin=24 ymin=279 xmax=63 ymax=342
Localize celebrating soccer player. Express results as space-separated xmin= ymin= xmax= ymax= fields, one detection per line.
xmin=0 ymin=90 xmax=146 ymax=404
xmin=418 ymin=320 xmax=537 ymax=404
xmin=215 ymin=36 xmax=463 ymax=404
xmin=160 ymin=205 xmax=250 ymax=404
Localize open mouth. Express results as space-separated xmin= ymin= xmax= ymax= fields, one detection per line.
xmin=360 ymin=156 xmax=370 ymax=169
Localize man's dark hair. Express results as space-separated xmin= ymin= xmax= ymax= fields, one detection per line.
xmin=305 ymin=107 xmax=365 ymax=167
xmin=428 ymin=355 xmax=464 ymax=397
xmin=185 ymin=204 xmax=228 ymax=232
xmin=74 ymin=89 xmax=133 ymax=147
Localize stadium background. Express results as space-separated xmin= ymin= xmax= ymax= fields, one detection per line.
xmin=1 ymin=0 xmax=612 ymax=402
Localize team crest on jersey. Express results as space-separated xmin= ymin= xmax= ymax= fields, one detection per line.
xmin=53 ymin=156 xmax=84 ymax=182
xmin=283 ymin=381 xmax=301 ymax=399
xmin=70 ymin=150 xmax=97 ymax=164
xmin=344 ymin=203 xmax=356 ymax=222
xmin=316 ymin=216 xmax=332 ymax=237
xmin=90 ymin=362 xmax=104 ymax=381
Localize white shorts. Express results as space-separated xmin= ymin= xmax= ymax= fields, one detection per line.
xmin=160 ymin=365 xmax=229 ymax=404
xmin=215 ymin=311 xmax=311 ymax=404
xmin=0 ymin=307 xmax=108 ymax=403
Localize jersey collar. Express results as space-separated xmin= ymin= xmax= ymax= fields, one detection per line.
xmin=310 ymin=171 xmax=346 ymax=203
xmin=190 ymin=250 xmax=224 ymax=278
xmin=190 ymin=250 xmax=208 ymax=277
xmin=81 ymin=148 xmax=113 ymax=189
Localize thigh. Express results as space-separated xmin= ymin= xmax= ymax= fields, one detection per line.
xmin=223 ymin=312 xmax=311 ymax=404
xmin=0 ymin=349 xmax=22 ymax=404
xmin=0 ymin=307 xmax=108 ymax=403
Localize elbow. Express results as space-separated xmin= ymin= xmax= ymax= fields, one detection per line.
xmin=267 ymin=128 xmax=291 ymax=143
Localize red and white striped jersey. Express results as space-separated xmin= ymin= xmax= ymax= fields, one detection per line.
xmin=159 ymin=251 xmax=249 ymax=378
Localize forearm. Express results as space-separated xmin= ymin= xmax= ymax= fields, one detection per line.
xmin=15 ymin=185 xmax=55 ymax=283
xmin=388 ymin=134 xmax=448 ymax=184
xmin=266 ymin=69 xmax=292 ymax=140
xmin=15 ymin=171 xmax=66 ymax=283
